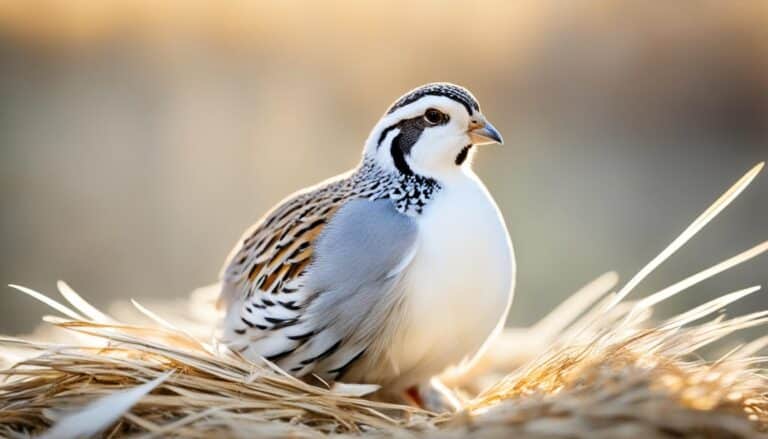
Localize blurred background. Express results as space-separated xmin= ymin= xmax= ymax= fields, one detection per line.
xmin=0 ymin=1 xmax=766 ymax=336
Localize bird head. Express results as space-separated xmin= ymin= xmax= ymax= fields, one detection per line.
xmin=364 ymin=83 xmax=503 ymax=181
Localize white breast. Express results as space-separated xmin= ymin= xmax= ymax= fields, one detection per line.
xmin=388 ymin=170 xmax=515 ymax=389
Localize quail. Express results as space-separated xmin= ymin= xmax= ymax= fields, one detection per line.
xmin=218 ymin=83 xmax=514 ymax=399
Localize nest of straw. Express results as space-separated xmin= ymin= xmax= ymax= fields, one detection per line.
xmin=1 ymin=164 xmax=767 ymax=438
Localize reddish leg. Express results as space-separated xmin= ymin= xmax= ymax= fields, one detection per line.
xmin=405 ymin=385 xmax=424 ymax=407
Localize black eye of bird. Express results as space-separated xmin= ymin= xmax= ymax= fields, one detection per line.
xmin=424 ymin=108 xmax=445 ymax=125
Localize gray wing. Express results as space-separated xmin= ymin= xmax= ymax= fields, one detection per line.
xmin=226 ymin=197 xmax=418 ymax=381
xmin=286 ymin=197 xmax=418 ymax=380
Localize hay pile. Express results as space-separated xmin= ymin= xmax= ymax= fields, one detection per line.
xmin=1 ymin=163 xmax=767 ymax=438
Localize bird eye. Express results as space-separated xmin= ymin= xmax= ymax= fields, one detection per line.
xmin=424 ymin=108 xmax=445 ymax=125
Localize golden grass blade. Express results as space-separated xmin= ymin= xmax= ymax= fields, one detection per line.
xmin=329 ymin=382 xmax=381 ymax=397
xmin=0 ymin=336 xmax=50 ymax=350
xmin=668 ymin=312 xmax=768 ymax=355
xmin=130 ymin=299 xmax=178 ymax=331
xmin=57 ymin=280 xmax=116 ymax=324
xmin=49 ymin=319 xmax=212 ymax=355
xmin=732 ymin=335 xmax=768 ymax=359
xmin=604 ymin=162 xmax=764 ymax=313
xmin=131 ymin=299 xmax=217 ymax=354
xmin=623 ymin=242 xmax=768 ymax=325
xmin=658 ymin=286 xmax=761 ymax=331
xmin=8 ymin=284 xmax=85 ymax=321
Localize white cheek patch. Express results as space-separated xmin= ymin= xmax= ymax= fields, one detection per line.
xmin=375 ymin=128 xmax=400 ymax=170
xmin=408 ymin=125 xmax=468 ymax=175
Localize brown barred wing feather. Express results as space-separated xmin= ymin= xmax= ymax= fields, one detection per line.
xmin=218 ymin=176 xmax=349 ymax=310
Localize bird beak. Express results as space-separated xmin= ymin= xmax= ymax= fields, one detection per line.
xmin=468 ymin=116 xmax=504 ymax=145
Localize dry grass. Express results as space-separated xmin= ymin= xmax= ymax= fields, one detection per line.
xmin=1 ymin=163 xmax=767 ymax=438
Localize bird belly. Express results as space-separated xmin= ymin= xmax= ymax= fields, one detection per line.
xmin=384 ymin=174 xmax=515 ymax=390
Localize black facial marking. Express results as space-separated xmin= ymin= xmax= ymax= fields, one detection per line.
xmin=387 ymin=116 xmax=427 ymax=174
xmin=396 ymin=117 xmax=428 ymax=152
xmin=455 ymin=144 xmax=472 ymax=166
xmin=388 ymin=83 xmax=480 ymax=116
xmin=377 ymin=123 xmax=399 ymax=148
xmin=390 ymin=134 xmax=412 ymax=175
